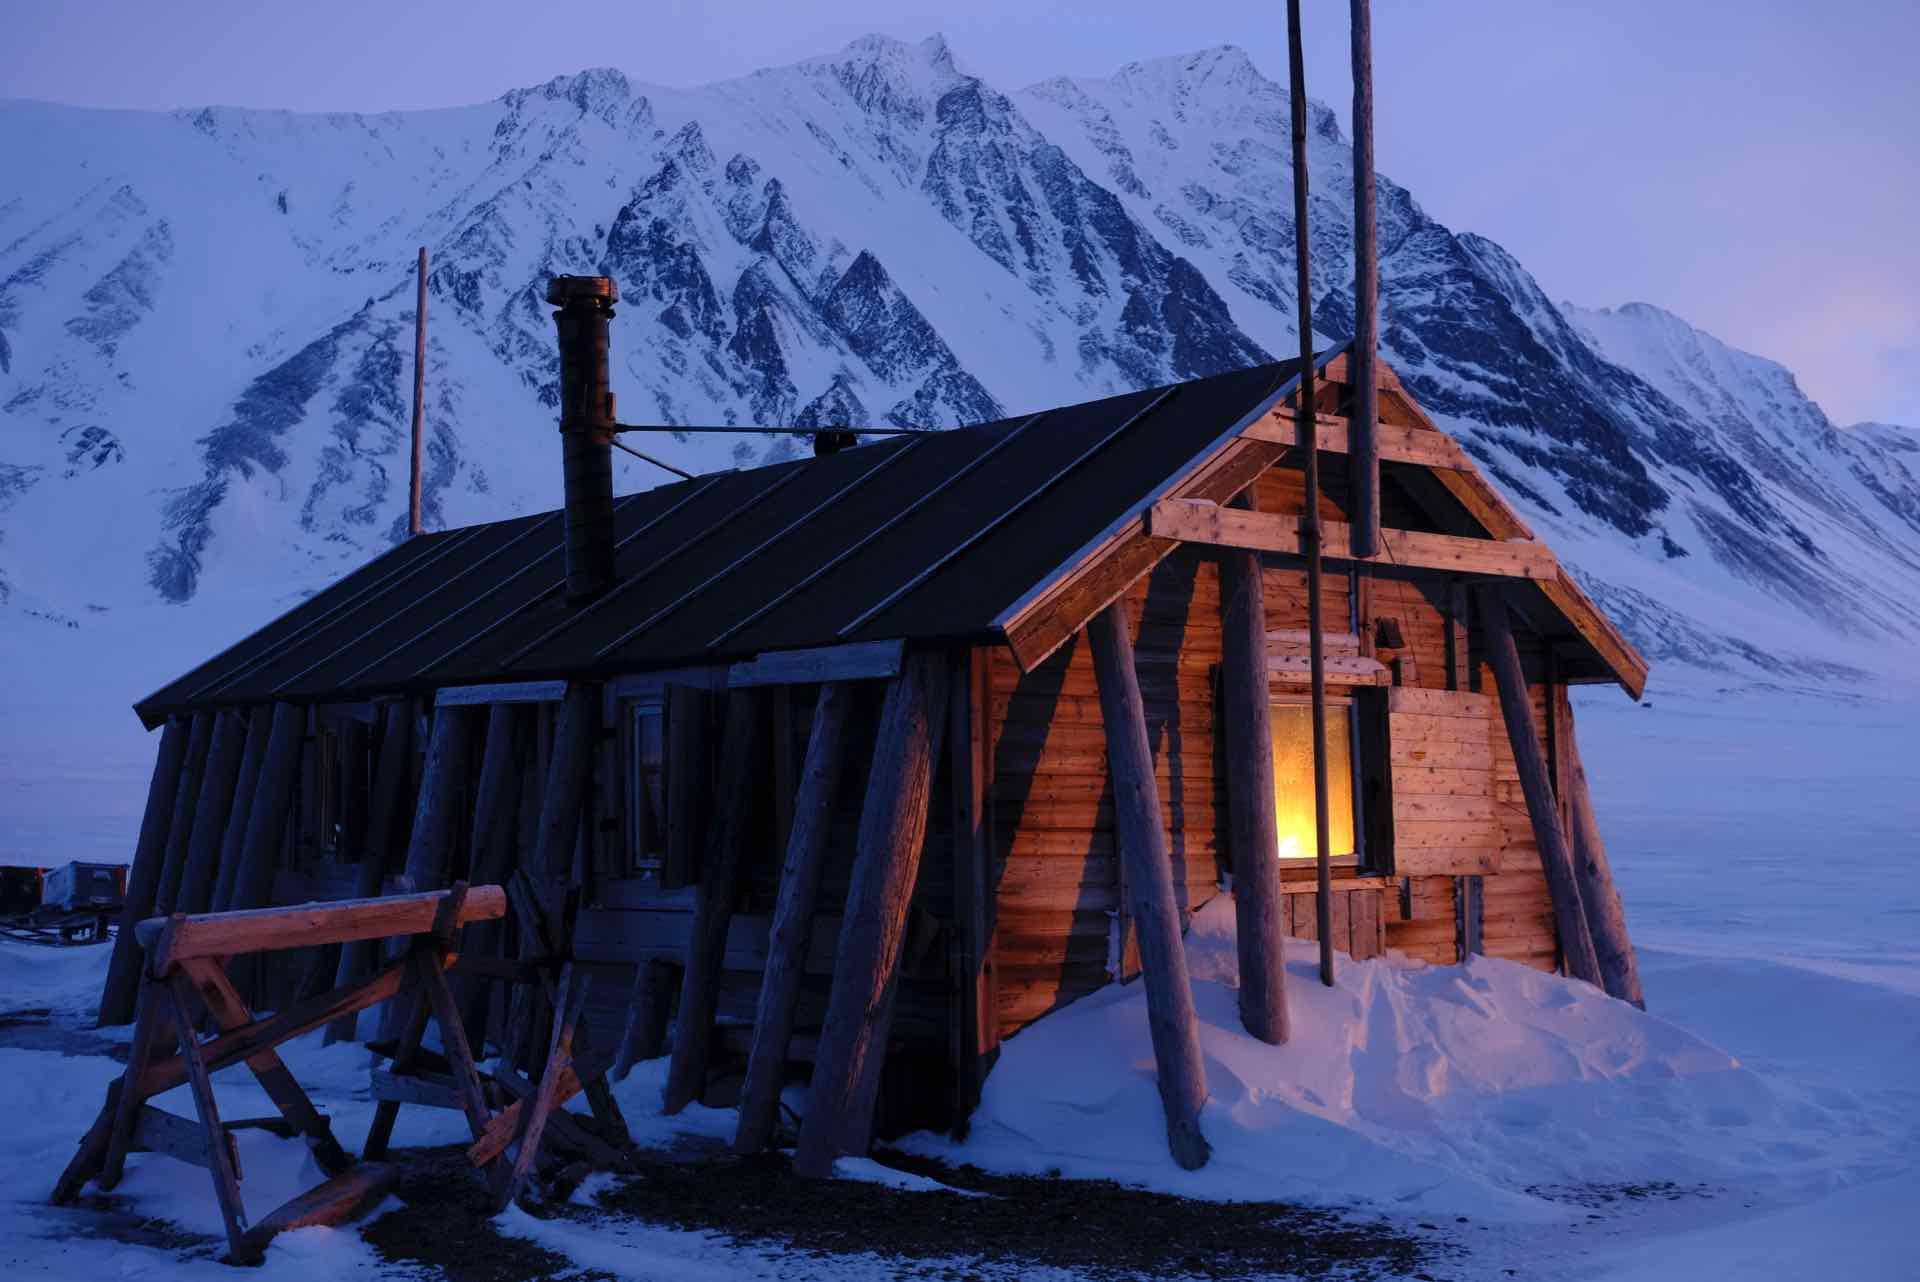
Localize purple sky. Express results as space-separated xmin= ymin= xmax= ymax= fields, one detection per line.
xmin=6 ymin=0 xmax=1914 ymax=428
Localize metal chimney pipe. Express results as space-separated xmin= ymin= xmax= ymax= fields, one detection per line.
xmin=547 ymin=275 xmax=619 ymax=602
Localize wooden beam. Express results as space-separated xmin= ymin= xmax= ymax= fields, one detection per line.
xmin=496 ymin=966 xmax=590 ymax=1210
xmin=435 ymin=680 xmax=566 ymax=706
xmin=726 ymin=639 xmax=904 ymax=688
xmin=164 ymin=973 xmax=250 ymax=1261
xmin=1268 ymin=654 xmax=1390 ymax=685
xmin=611 ymin=959 xmax=677 ymax=1079
xmin=794 ymin=654 xmax=942 ymax=1177
xmin=136 ymin=958 xmax=412 ymax=1100
xmin=1001 ymin=432 xmax=1297 ymax=672
xmin=1477 ymin=586 xmax=1602 ymax=987
xmin=662 ymin=688 xmax=765 ymax=1114
xmin=1540 ymin=572 xmax=1650 ymax=700
xmin=326 ymin=701 xmax=415 ymax=1043
xmin=400 ymin=704 xmax=479 ymax=893
xmin=531 ymin=683 xmax=598 ymax=883
xmin=99 ymin=717 xmax=191 ymax=1026
xmin=176 ymin=710 xmax=247 ymax=915
xmin=224 ymin=704 xmax=307 ymax=915
xmin=457 ymin=703 xmax=529 ymax=1045
xmin=734 ymin=681 xmax=853 ymax=1154
xmin=1563 ymin=704 xmax=1646 ymax=1008
xmin=210 ymin=709 xmax=270 ymax=913
xmin=1220 ymin=512 xmax=1290 ymax=1045
xmin=1244 ymin=412 xmax=1469 ymax=471
xmin=1145 ymin=499 xmax=1558 ymax=581
xmin=137 ymin=886 xmax=507 ymax=970
xmin=240 ymin=1163 xmax=398 ymax=1260
xmin=950 ymin=647 xmax=997 ymax=1133
xmin=1086 ymin=606 xmax=1211 ymax=1169
xmin=151 ymin=711 xmax=216 ymax=916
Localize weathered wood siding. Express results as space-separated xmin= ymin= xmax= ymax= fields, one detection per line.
xmin=987 ymin=458 xmax=1571 ymax=1041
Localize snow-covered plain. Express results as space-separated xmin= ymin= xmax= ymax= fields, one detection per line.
xmin=0 ymin=679 xmax=1913 ymax=1279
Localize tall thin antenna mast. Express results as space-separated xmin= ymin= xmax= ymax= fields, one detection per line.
xmin=1286 ymin=0 xmax=1336 ymax=988
xmin=1349 ymin=0 xmax=1380 ymax=557
xmin=408 ymin=246 xmax=427 ymax=538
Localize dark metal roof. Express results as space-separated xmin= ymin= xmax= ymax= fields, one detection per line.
xmin=136 ymin=359 xmax=1314 ymax=726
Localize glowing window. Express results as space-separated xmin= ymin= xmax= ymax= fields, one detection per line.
xmin=1269 ymin=701 xmax=1357 ymax=860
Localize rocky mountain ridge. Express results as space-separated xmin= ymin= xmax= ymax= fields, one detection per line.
xmin=2 ymin=33 xmax=1914 ymax=694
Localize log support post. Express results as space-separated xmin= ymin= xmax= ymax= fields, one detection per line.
xmin=794 ymin=654 xmax=943 ymax=1177
xmin=99 ymin=717 xmax=190 ymax=1026
xmin=212 ymin=708 xmax=274 ymax=913
xmin=1221 ymin=527 xmax=1290 ymax=1045
xmin=327 ymin=701 xmax=415 ymax=1043
xmin=734 ymin=681 xmax=853 ymax=1153
xmin=1563 ymin=703 xmax=1645 ymax=1007
xmin=950 ymin=647 xmax=998 ymax=1133
xmin=458 ymin=704 xmax=530 ymax=1045
xmin=176 ymin=710 xmax=249 ymax=916
xmin=661 ymin=688 xmax=764 ymax=1114
xmin=1087 ymin=606 xmax=1211 ymax=1169
xmin=151 ymin=711 xmax=216 ymax=917
xmin=1476 ymin=587 xmax=1602 ymax=987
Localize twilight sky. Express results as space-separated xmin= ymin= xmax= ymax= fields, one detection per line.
xmin=5 ymin=1 xmax=1915 ymax=428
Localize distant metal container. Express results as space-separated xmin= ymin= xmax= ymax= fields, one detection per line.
xmin=42 ymin=861 xmax=126 ymax=914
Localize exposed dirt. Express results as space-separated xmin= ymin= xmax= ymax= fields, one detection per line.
xmin=362 ymin=1139 xmax=1452 ymax=1282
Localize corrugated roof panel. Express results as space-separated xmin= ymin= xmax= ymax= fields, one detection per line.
xmin=129 ymin=348 xmax=1656 ymax=720
xmin=853 ymin=362 xmax=1297 ymax=640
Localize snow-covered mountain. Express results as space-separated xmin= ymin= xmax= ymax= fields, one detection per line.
xmin=3 ymin=33 xmax=1916 ymax=696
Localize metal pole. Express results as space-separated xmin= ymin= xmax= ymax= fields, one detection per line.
xmin=1349 ymin=0 xmax=1380 ymax=558
xmin=1287 ymin=0 xmax=1336 ymax=987
xmin=409 ymin=247 xmax=427 ymax=538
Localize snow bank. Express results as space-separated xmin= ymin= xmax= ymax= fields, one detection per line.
xmin=904 ymin=897 xmax=1876 ymax=1221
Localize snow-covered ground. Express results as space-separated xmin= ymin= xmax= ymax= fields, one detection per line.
xmin=1 ymin=676 xmax=1915 ymax=1279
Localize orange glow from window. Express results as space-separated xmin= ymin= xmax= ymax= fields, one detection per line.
xmin=1269 ymin=702 xmax=1355 ymax=859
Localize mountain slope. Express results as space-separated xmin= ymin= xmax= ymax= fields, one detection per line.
xmin=1 ymin=35 xmax=1915 ymax=702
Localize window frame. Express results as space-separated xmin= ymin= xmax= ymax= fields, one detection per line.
xmin=1266 ymin=688 xmax=1369 ymax=871
xmin=625 ymin=693 xmax=669 ymax=874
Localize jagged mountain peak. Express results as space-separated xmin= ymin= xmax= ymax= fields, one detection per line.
xmin=501 ymin=66 xmax=635 ymax=120
xmin=2 ymin=36 xmax=1915 ymax=693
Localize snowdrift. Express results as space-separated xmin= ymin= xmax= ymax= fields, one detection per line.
xmin=904 ymin=897 xmax=1873 ymax=1220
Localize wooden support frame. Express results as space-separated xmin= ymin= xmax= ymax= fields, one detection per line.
xmin=1086 ymin=606 xmax=1211 ymax=1169
xmin=734 ymin=681 xmax=853 ymax=1154
xmin=58 ymin=885 xmax=506 ymax=1262
xmin=211 ymin=706 xmax=273 ymax=912
xmin=1562 ymin=698 xmax=1646 ymax=1008
xmin=327 ymin=701 xmax=415 ymax=1042
xmin=726 ymin=639 xmax=904 ymax=688
xmin=1220 ymin=505 xmax=1290 ymax=1045
xmin=99 ymin=717 xmax=191 ymax=1026
xmin=794 ymin=653 xmax=945 ymax=1177
xmin=662 ymin=687 xmax=765 ymax=1114
xmin=175 ymin=709 xmax=249 ymax=916
xmin=1146 ymin=499 xmax=1559 ymax=581
xmin=949 ymin=646 xmax=998 ymax=1133
xmin=151 ymin=711 xmax=216 ymax=916
xmin=1477 ymin=586 xmax=1603 ymax=987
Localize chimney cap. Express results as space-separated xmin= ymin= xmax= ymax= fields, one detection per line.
xmin=547 ymin=275 xmax=619 ymax=307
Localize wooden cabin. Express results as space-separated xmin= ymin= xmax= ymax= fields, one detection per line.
xmin=101 ymin=277 xmax=1647 ymax=1170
